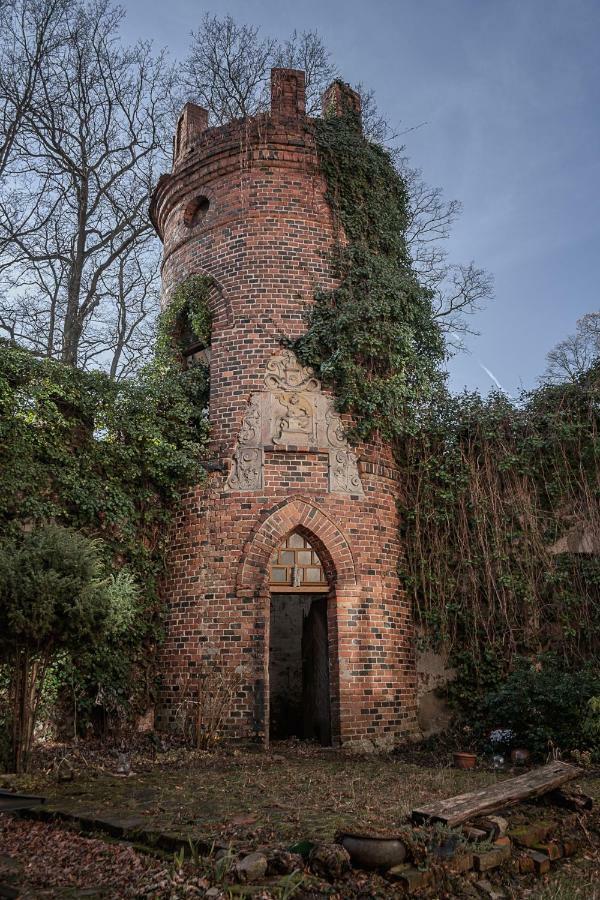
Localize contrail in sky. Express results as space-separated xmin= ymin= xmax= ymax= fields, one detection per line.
xmin=478 ymin=361 xmax=512 ymax=397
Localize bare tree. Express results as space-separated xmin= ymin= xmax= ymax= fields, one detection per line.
xmin=0 ymin=6 xmax=491 ymax=374
xmin=82 ymin=235 xmax=160 ymax=379
xmin=401 ymin=163 xmax=494 ymax=347
xmin=182 ymin=14 xmax=276 ymax=125
xmin=543 ymin=312 xmax=600 ymax=384
xmin=0 ymin=0 xmax=72 ymax=179
xmin=183 ymin=15 xmax=338 ymax=125
xmin=273 ymin=29 xmax=338 ymax=115
xmin=0 ymin=0 xmax=174 ymax=374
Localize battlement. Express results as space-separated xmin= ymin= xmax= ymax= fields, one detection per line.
xmin=169 ymin=69 xmax=361 ymax=167
xmin=151 ymin=70 xmax=362 ymax=241
xmin=170 ymin=69 xmax=306 ymax=170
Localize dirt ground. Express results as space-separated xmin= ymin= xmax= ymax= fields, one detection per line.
xmin=1 ymin=740 xmax=599 ymax=898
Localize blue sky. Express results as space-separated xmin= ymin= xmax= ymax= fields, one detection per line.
xmin=121 ymin=0 xmax=600 ymax=395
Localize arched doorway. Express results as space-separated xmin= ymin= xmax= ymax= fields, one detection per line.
xmin=268 ymin=531 xmax=331 ymax=744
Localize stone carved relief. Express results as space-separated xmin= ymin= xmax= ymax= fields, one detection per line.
xmin=226 ymin=447 xmax=263 ymax=491
xmin=264 ymin=349 xmax=319 ymax=392
xmin=225 ymin=350 xmax=363 ymax=495
xmin=272 ymin=391 xmax=316 ymax=445
xmin=324 ymin=401 xmax=348 ymax=449
xmin=238 ymin=394 xmax=262 ymax=446
xmin=329 ymin=450 xmax=362 ymax=494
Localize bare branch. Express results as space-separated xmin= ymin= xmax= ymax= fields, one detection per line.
xmin=0 ymin=0 xmax=172 ymax=373
xmin=543 ymin=312 xmax=600 ymax=384
xmin=274 ymin=30 xmax=338 ymax=115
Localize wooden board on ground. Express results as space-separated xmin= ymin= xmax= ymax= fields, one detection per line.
xmin=412 ymin=761 xmax=581 ymax=827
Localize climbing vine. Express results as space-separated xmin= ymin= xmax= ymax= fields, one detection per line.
xmin=293 ymin=113 xmax=444 ymax=441
xmin=290 ymin=110 xmax=600 ymax=714
xmin=397 ymin=369 xmax=600 ymax=678
xmin=156 ymin=274 xmax=214 ymax=363
xmin=0 ymin=341 xmax=209 ymax=728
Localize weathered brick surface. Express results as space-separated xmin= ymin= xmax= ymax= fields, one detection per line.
xmin=150 ymin=69 xmax=418 ymax=748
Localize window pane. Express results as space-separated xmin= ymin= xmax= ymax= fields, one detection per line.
xmin=271 ymin=567 xmax=288 ymax=583
xmin=297 ymin=550 xmax=312 ymax=565
xmin=288 ymin=533 xmax=305 ymax=549
xmin=305 ymin=567 xmax=323 ymax=582
xmin=279 ymin=550 xmax=294 ymax=564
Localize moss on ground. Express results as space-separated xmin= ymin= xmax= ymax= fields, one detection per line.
xmin=6 ymin=744 xmax=600 ymax=898
xmin=20 ymin=743 xmax=599 ymax=847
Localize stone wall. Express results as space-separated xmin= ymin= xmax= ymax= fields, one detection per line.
xmin=416 ymin=645 xmax=455 ymax=738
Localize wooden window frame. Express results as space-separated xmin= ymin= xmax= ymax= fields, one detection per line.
xmin=269 ymin=532 xmax=329 ymax=593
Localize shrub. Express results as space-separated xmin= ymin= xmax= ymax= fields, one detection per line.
xmin=0 ymin=525 xmax=113 ymax=771
xmin=582 ymin=696 xmax=600 ymax=752
xmin=0 ymin=342 xmax=209 ymax=735
xmin=475 ymin=656 xmax=600 ymax=757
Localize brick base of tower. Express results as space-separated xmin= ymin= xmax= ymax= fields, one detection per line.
xmin=156 ymin=452 xmax=418 ymax=750
xmin=151 ymin=68 xmax=419 ymax=750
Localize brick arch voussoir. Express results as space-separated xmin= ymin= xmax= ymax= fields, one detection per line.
xmin=237 ymin=498 xmax=358 ymax=596
xmin=203 ymin=274 xmax=234 ymax=328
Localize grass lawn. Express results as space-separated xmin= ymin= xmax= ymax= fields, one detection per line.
xmin=22 ymin=742 xmax=513 ymax=843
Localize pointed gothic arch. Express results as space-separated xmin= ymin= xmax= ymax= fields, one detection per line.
xmin=237 ymin=498 xmax=358 ymax=595
xmin=237 ymin=498 xmax=359 ymax=746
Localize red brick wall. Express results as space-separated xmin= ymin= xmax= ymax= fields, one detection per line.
xmin=150 ymin=69 xmax=418 ymax=749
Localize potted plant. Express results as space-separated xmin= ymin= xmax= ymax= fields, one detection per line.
xmin=453 ymin=726 xmax=478 ymax=769
xmin=488 ymin=728 xmax=515 ymax=768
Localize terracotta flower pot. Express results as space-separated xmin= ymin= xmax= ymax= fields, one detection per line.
xmin=453 ymin=751 xmax=477 ymax=769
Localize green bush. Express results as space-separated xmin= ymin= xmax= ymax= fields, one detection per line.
xmin=475 ymin=656 xmax=600 ymax=757
xmin=0 ymin=342 xmax=209 ymax=735
xmin=0 ymin=525 xmax=114 ymax=771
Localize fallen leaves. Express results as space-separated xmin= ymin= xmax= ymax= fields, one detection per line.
xmin=0 ymin=813 xmax=159 ymax=895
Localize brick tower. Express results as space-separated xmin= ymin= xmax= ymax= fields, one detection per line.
xmin=150 ymin=69 xmax=418 ymax=750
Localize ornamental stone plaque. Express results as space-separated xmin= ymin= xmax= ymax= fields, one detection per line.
xmin=238 ymin=394 xmax=262 ymax=447
xmin=264 ymin=349 xmax=319 ymax=392
xmin=328 ymin=449 xmax=363 ymax=494
xmin=225 ymin=350 xmax=363 ymax=494
xmin=272 ymin=391 xmax=316 ymax=445
xmin=226 ymin=447 xmax=264 ymax=491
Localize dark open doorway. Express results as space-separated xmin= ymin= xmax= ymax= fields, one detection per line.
xmin=269 ymin=592 xmax=331 ymax=744
xmin=268 ymin=531 xmax=332 ymax=745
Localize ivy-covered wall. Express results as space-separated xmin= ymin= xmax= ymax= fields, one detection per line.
xmin=295 ymin=110 xmax=599 ymax=688
xmin=294 ymin=112 xmax=444 ymax=442
xmin=397 ymin=373 xmax=600 ymax=679
xmin=0 ymin=342 xmax=209 ymax=725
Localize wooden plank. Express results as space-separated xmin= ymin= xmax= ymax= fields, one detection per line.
xmin=412 ymin=761 xmax=581 ymax=827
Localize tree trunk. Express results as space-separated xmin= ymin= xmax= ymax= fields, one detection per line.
xmin=9 ymin=650 xmax=46 ymax=774
xmin=61 ymin=172 xmax=89 ymax=367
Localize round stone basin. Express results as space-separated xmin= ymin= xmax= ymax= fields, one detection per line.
xmin=339 ymin=833 xmax=407 ymax=869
